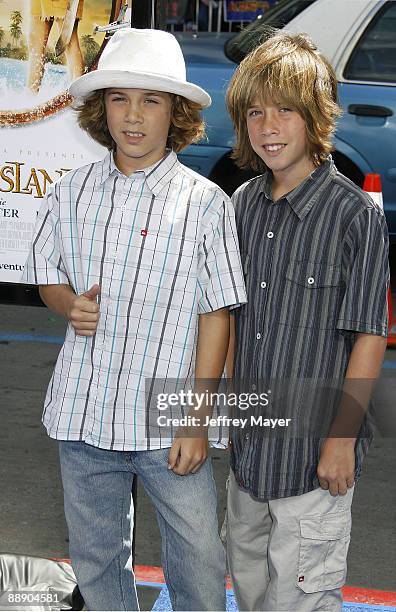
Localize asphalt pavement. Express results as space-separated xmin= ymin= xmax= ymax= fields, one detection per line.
xmin=0 ymin=303 xmax=395 ymax=600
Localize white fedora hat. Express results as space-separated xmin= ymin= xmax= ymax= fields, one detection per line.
xmin=69 ymin=28 xmax=211 ymax=107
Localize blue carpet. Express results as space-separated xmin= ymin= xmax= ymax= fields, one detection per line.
xmin=151 ymin=586 xmax=396 ymax=611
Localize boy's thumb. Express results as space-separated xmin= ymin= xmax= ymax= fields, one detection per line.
xmin=83 ymin=284 xmax=101 ymax=300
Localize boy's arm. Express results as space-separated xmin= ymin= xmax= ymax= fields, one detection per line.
xmin=317 ymin=333 xmax=386 ymax=496
xmin=168 ymin=307 xmax=230 ymax=475
xmin=39 ymin=283 xmax=101 ymax=336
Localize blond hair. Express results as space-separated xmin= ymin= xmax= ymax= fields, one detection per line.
xmin=226 ymin=29 xmax=342 ymax=172
xmin=74 ymin=90 xmax=205 ymax=153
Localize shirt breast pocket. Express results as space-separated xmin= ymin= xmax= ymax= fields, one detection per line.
xmin=279 ymin=261 xmax=342 ymax=329
xmin=140 ymin=231 xmax=198 ymax=281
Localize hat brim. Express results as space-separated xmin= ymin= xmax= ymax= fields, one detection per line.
xmin=69 ymin=69 xmax=211 ymax=108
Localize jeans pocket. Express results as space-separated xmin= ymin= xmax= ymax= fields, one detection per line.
xmin=296 ymin=509 xmax=351 ymax=594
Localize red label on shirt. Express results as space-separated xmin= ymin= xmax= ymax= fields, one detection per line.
xmin=298 ymin=576 xmax=305 ymax=582
xmin=141 ymin=229 xmax=148 ymax=237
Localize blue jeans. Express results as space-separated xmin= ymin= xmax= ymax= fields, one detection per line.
xmin=58 ymin=441 xmax=226 ymax=611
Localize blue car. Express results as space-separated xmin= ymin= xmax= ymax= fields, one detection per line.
xmin=176 ymin=0 xmax=396 ymax=242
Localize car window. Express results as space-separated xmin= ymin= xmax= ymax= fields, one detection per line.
xmin=224 ymin=0 xmax=316 ymax=63
xmin=344 ymin=1 xmax=396 ymax=84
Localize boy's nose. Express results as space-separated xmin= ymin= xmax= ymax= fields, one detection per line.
xmin=125 ymin=105 xmax=143 ymax=123
xmin=261 ymin=117 xmax=279 ymax=135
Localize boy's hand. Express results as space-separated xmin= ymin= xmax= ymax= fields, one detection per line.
xmin=317 ymin=438 xmax=355 ymax=496
xmin=69 ymin=284 xmax=101 ymax=336
xmin=168 ymin=437 xmax=209 ymax=475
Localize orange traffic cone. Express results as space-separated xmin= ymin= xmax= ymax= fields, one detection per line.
xmin=362 ymin=173 xmax=395 ymax=346
xmin=363 ymin=173 xmax=383 ymax=210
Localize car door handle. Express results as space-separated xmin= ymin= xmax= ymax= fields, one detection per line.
xmin=348 ymin=104 xmax=393 ymax=117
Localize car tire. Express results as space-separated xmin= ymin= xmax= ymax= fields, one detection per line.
xmin=209 ymin=153 xmax=260 ymax=196
xmin=332 ymin=151 xmax=364 ymax=188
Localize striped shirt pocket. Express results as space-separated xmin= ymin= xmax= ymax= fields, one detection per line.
xmin=281 ymin=261 xmax=342 ymax=329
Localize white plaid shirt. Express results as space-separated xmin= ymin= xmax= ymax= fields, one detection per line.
xmin=22 ymin=151 xmax=247 ymax=450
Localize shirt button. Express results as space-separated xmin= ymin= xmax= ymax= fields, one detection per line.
xmin=260 ymin=281 xmax=267 ymax=289
xmin=267 ymin=231 xmax=274 ymax=239
xmin=308 ymin=277 xmax=315 ymax=285
xmin=256 ymin=333 xmax=261 ymax=340
xmin=245 ymin=433 xmax=250 ymax=440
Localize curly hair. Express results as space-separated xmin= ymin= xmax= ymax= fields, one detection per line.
xmin=73 ymin=90 xmax=206 ymax=153
xmin=226 ymin=28 xmax=342 ymax=172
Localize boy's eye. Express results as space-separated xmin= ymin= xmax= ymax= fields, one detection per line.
xmin=248 ymin=109 xmax=262 ymax=117
xmin=279 ymin=107 xmax=292 ymax=113
xmin=111 ymin=96 xmax=126 ymax=102
xmin=145 ymin=98 xmax=159 ymax=104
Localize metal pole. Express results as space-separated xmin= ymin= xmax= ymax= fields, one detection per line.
xmin=217 ymin=0 xmax=222 ymax=32
xmin=208 ymin=1 xmax=213 ymax=32
xmin=195 ymin=0 xmax=200 ymax=31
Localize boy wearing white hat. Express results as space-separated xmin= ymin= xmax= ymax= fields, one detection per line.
xmin=22 ymin=28 xmax=246 ymax=611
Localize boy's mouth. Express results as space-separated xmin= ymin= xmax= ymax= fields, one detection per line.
xmin=263 ymin=144 xmax=286 ymax=153
xmin=123 ymin=131 xmax=145 ymax=139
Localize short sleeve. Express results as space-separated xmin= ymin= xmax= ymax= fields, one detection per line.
xmin=337 ymin=206 xmax=389 ymax=337
xmin=20 ymin=183 xmax=69 ymax=286
xmin=197 ymin=195 xmax=247 ymax=314
xmin=230 ymin=180 xmax=247 ymax=224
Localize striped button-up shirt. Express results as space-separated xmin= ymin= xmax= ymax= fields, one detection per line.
xmin=231 ymin=159 xmax=389 ymax=500
xmin=22 ymin=151 xmax=247 ymax=451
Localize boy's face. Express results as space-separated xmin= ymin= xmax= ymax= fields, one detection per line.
xmin=104 ymin=88 xmax=172 ymax=175
xmin=246 ymin=98 xmax=315 ymax=187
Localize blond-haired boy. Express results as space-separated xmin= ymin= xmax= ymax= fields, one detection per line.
xmin=225 ymin=30 xmax=389 ymax=611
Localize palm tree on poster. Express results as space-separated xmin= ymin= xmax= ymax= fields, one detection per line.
xmin=81 ymin=34 xmax=99 ymax=68
xmin=10 ymin=11 xmax=23 ymax=48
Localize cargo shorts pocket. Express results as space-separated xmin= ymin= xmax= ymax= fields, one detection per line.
xmin=296 ymin=509 xmax=351 ymax=593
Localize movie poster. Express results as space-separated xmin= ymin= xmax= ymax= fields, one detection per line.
xmin=0 ymin=0 xmax=125 ymax=282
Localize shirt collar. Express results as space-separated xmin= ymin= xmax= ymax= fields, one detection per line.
xmin=95 ymin=149 xmax=180 ymax=196
xmin=260 ymin=157 xmax=336 ymax=221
